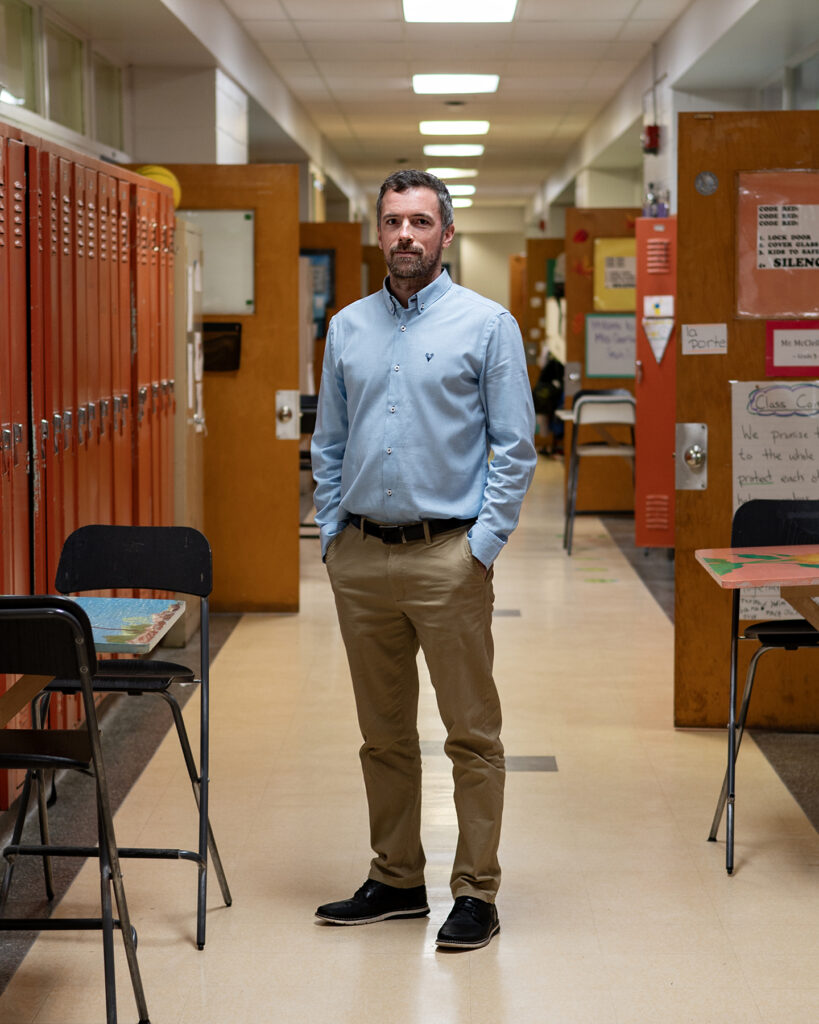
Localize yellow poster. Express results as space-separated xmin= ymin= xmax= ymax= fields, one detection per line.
xmin=593 ymin=237 xmax=636 ymax=312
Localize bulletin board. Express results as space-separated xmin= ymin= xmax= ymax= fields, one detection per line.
xmin=593 ymin=237 xmax=636 ymax=311
xmin=736 ymin=171 xmax=819 ymax=319
xmin=732 ymin=379 xmax=819 ymax=618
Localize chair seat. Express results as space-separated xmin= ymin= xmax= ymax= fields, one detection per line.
xmin=46 ymin=659 xmax=196 ymax=694
xmin=577 ymin=444 xmax=635 ymax=457
xmin=0 ymin=728 xmax=92 ymax=771
xmin=743 ymin=618 xmax=819 ymax=646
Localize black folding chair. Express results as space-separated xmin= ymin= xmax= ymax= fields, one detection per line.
xmin=0 ymin=596 xmax=150 ymax=1024
xmin=1 ymin=525 xmax=231 ymax=949
xmin=708 ymin=499 xmax=819 ymax=873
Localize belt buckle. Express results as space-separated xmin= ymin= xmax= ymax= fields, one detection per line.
xmin=381 ymin=525 xmax=403 ymax=544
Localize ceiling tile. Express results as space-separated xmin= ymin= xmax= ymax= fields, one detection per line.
xmin=281 ymin=0 xmax=404 ymax=19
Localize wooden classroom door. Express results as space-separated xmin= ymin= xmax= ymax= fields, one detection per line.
xmin=675 ymin=110 xmax=819 ymax=728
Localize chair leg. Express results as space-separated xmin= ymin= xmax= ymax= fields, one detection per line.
xmin=35 ymin=769 xmax=55 ymax=901
xmin=564 ymin=450 xmax=580 ymax=555
xmin=159 ymin=692 xmax=232 ymax=913
xmin=0 ymin=770 xmax=34 ymax=913
xmin=708 ymin=645 xmax=769 ymax=844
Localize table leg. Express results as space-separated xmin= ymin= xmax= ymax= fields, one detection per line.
xmin=726 ymin=589 xmax=739 ymax=874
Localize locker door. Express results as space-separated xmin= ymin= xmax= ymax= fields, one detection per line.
xmin=27 ymin=140 xmax=49 ymax=592
xmin=59 ymin=157 xmax=78 ymax=546
xmin=133 ymin=184 xmax=155 ymax=525
xmin=41 ymin=148 xmax=65 ymax=592
xmin=73 ymin=162 xmax=91 ymax=525
xmin=159 ymin=188 xmax=175 ymax=525
xmin=0 ymin=132 xmax=12 ymax=597
xmin=96 ymin=171 xmax=114 ymax=524
xmin=634 ymin=216 xmax=677 ymax=548
xmin=112 ymin=177 xmax=132 ymax=525
xmin=82 ymin=164 xmax=100 ymax=524
xmin=7 ymin=139 xmax=31 ymax=596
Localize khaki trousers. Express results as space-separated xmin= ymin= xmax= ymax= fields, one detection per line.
xmin=325 ymin=523 xmax=504 ymax=902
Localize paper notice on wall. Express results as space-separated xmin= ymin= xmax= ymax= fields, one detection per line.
xmin=642 ymin=318 xmax=675 ymax=364
xmin=737 ymin=172 xmax=819 ymax=318
xmin=732 ymin=380 xmax=819 ymax=618
xmin=756 ymin=205 xmax=819 ymax=270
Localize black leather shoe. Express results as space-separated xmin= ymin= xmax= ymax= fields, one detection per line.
xmin=436 ymin=896 xmax=500 ymax=949
xmin=315 ymin=879 xmax=429 ymax=925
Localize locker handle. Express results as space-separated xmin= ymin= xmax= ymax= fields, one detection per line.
xmin=12 ymin=423 xmax=22 ymax=467
xmin=100 ymin=399 xmax=110 ymax=436
xmin=63 ymin=410 xmax=73 ymax=451
xmin=137 ymin=386 xmax=148 ymax=423
xmin=52 ymin=413 xmax=62 ymax=454
xmin=1 ymin=427 xmax=10 ymax=477
xmin=77 ymin=405 xmax=87 ymax=445
xmin=40 ymin=419 xmax=49 ymax=459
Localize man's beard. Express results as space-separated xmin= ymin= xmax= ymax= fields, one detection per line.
xmin=386 ymin=240 xmax=442 ymax=280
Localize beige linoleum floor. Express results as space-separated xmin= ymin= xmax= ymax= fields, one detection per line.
xmin=2 ymin=457 xmax=819 ymax=1023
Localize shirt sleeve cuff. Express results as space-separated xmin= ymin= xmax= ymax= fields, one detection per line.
xmin=467 ymin=520 xmax=505 ymax=569
xmin=320 ymin=522 xmax=349 ymax=561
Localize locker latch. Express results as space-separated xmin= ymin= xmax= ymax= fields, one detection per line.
xmin=0 ymin=427 xmax=10 ymax=476
xmin=52 ymin=413 xmax=62 ymax=454
xmin=63 ymin=409 xmax=73 ymax=451
xmin=100 ymin=398 xmax=110 ymax=436
xmin=77 ymin=405 xmax=87 ymax=445
xmin=137 ymin=386 xmax=148 ymax=423
xmin=121 ymin=393 xmax=130 ymax=432
xmin=12 ymin=423 xmax=23 ymax=467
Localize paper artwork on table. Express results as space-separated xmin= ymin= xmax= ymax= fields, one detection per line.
xmin=642 ymin=318 xmax=675 ymax=364
xmin=731 ymin=379 xmax=819 ymax=618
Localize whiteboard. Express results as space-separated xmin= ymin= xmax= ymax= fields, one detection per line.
xmin=731 ymin=380 xmax=819 ymax=618
xmin=585 ymin=314 xmax=636 ymax=378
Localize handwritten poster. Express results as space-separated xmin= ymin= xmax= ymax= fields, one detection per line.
xmin=586 ymin=314 xmax=636 ymax=378
xmin=732 ymin=380 xmax=819 ymax=617
xmin=736 ymin=171 xmax=819 ymax=319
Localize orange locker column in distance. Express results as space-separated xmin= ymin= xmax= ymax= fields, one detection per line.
xmin=634 ymin=216 xmax=677 ymax=549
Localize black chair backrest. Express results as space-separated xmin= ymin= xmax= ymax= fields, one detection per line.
xmin=0 ymin=596 xmax=97 ymax=677
xmin=55 ymin=525 xmax=212 ymax=598
xmin=732 ymin=499 xmax=819 ymax=548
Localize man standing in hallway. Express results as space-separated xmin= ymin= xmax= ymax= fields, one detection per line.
xmin=311 ymin=169 xmax=536 ymax=949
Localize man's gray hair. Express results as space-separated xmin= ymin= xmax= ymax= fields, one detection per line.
xmin=376 ymin=169 xmax=454 ymax=230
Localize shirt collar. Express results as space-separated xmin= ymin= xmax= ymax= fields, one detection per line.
xmin=381 ymin=269 xmax=453 ymax=316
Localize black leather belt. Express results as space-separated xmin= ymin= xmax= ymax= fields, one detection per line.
xmin=349 ymin=515 xmax=475 ymax=545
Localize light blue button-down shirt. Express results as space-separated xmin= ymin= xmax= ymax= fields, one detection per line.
xmin=311 ymin=270 xmax=537 ymax=567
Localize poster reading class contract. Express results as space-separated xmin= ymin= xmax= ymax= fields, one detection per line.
xmin=585 ymin=314 xmax=636 ymax=378
xmin=736 ymin=171 xmax=819 ymax=318
xmin=732 ymin=380 xmax=819 ymax=618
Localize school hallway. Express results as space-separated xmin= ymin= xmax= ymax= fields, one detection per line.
xmin=1 ymin=455 xmax=819 ymax=1024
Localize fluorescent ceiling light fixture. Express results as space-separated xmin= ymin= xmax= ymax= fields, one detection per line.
xmin=420 ymin=120 xmax=489 ymax=135
xmin=447 ymin=184 xmax=476 ymax=196
xmin=452 ymin=198 xmax=473 ymax=208
xmin=413 ymin=74 xmax=499 ymax=94
xmin=404 ymin=0 xmax=518 ymax=22
xmin=426 ymin=167 xmax=479 ymax=179
xmin=423 ymin=144 xmax=485 ymax=157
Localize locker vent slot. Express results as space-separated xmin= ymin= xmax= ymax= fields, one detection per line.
xmin=644 ymin=493 xmax=671 ymax=530
xmin=646 ymin=239 xmax=671 ymax=274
